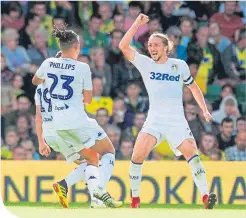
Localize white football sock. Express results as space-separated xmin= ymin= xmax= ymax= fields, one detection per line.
xmin=85 ymin=165 xmax=99 ymax=202
xmin=65 ymin=161 xmax=87 ymax=188
xmin=130 ymin=161 xmax=142 ymax=198
xmin=188 ymin=155 xmax=209 ymax=197
xmin=98 ymin=153 xmax=115 ymax=192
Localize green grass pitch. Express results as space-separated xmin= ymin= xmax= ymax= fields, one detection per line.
xmin=5 ymin=203 xmax=246 ymax=218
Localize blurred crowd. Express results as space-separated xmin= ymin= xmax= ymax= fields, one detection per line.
xmin=1 ymin=1 xmax=246 ymax=161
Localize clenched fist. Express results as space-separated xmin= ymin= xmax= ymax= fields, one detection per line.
xmin=133 ymin=14 xmax=149 ymax=27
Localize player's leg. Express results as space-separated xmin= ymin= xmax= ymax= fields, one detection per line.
xmin=89 ymin=136 xmax=115 ymax=191
xmin=130 ymin=132 xmax=157 ymax=208
xmin=89 ymin=137 xmax=123 ymax=208
xmin=177 ymin=139 xmax=217 ymax=209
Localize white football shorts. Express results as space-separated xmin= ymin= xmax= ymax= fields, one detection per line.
xmin=55 ymin=118 xmax=107 ymax=163
xmin=140 ymin=115 xmax=194 ymax=156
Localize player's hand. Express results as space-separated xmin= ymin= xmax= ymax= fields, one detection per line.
xmin=134 ymin=14 xmax=149 ymax=27
xmin=203 ymin=111 xmax=212 ymax=122
xmin=39 ymin=142 xmax=51 ymax=157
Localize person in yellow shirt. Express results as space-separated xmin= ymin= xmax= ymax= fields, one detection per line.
xmin=85 ymin=77 xmax=113 ymax=116
xmin=99 ymin=3 xmax=114 ymax=34
xmin=199 ymin=132 xmax=225 ymax=160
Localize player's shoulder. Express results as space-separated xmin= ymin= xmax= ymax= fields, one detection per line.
xmin=168 ymin=58 xmax=188 ymax=67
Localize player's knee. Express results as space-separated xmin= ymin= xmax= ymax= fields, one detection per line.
xmin=131 ymin=152 xmax=145 ymax=164
xmin=86 ymin=153 xmax=98 ymax=166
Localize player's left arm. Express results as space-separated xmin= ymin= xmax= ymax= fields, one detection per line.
xmin=182 ymin=61 xmax=212 ymax=122
xmin=187 ymin=82 xmax=212 ymax=122
xmin=32 ymin=60 xmax=47 ymax=85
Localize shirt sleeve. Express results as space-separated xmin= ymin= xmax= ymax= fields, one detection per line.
xmin=36 ymin=60 xmax=47 ymax=79
xmin=83 ymin=64 xmax=92 ymax=90
xmin=181 ymin=61 xmax=194 ymax=86
xmin=34 ymin=88 xmax=40 ymax=106
xmin=129 ymin=50 xmax=151 ymax=74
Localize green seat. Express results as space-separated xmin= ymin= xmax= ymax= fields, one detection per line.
xmin=236 ymin=84 xmax=246 ymax=102
xmin=206 ymin=85 xmax=222 ymax=102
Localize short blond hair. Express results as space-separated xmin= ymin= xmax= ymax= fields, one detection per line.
xmin=2 ymin=28 xmax=19 ymax=44
xmin=149 ymin=32 xmax=174 ymax=55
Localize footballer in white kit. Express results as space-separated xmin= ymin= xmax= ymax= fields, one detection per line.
xmin=32 ymin=27 xmax=122 ymax=208
xmin=119 ymin=14 xmax=217 ymax=209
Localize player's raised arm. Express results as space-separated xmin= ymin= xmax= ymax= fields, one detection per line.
xmin=119 ymin=14 xmax=149 ymax=61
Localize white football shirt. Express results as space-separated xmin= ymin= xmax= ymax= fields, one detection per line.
xmin=130 ymin=51 xmax=194 ymax=122
xmin=36 ymin=57 xmax=92 ymax=130
xmin=34 ymin=83 xmax=54 ymax=136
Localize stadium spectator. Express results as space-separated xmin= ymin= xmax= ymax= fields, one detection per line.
xmin=179 ymin=16 xmax=194 ymax=48
xmin=122 ymin=112 xmax=146 ymax=141
xmin=222 ymin=28 xmax=246 ymax=82
xmin=225 ymin=131 xmax=246 ymax=161
xmin=236 ymin=117 xmax=246 ymax=134
xmin=198 ymin=102 xmax=220 ymax=135
xmin=2 ymin=2 xmax=25 ymax=31
xmin=117 ymin=139 xmax=134 ymax=160
xmin=16 ymin=114 xmax=38 ymax=147
xmin=211 ymin=1 xmax=243 ymax=41
xmin=49 ymin=16 xmax=66 ymax=50
xmin=109 ymin=98 xmax=127 ymax=129
xmin=212 ymin=84 xmax=234 ymax=111
xmin=27 ymin=28 xmax=57 ymax=66
xmin=20 ymin=140 xmax=40 ymax=160
xmin=77 ymin=54 xmax=90 ymax=65
xmin=138 ymin=15 xmax=161 ymax=49
xmin=160 ymin=1 xmax=180 ymax=32
xmin=106 ymin=30 xmax=124 ymax=66
xmin=31 ymin=2 xmax=53 ymax=40
xmin=172 ymin=2 xmax=196 ymax=19
xmin=90 ymin=48 xmax=112 ymax=95
xmin=212 ymin=96 xmax=241 ymax=126
xmin=83 ymin=14 xmax=107 ymax=49
xmin=113 ymin=13 xmax=125 ymax=31
xmin=124 ymin=81 xmax=148 ymax=126
xmin=124 ymin=1 xmax=148 ymax=40
xmin=111 ymin=57 xmax=142 ymax=98
xmin=187 ymin=26 xmax=226 ymax=93
xmin=75 ymin=1 xmax=97 ymax=28
xmin=185 ymin=102 xmax=203 ymax=143
xmin=85 ymin=77 xmax=113 ymax=116
xmin=96 ymin=108 xmax=110 ymax=131
xmin=208 ymin=20 xmax=231 ymax=53
xmin=199 ymin=132 xmax=223 ymax=160
xmin=18 ymin=13 xmax=41 ymax=49
xmin=2 ymin=28 xmax=31 ymax=75
xmin=4 ymin=95 xmax=32 ymax=128
xmin=217 ymin=117 xmax=235 ymax=151
xmin=208 ymin=148 xmax=223 ymax=161
xmin=99 ymin=3 xmax=114 ymax=34
xmin=9 ymin=74 xmax=25 ymax=110
xmin=105 ymin=124 xmax=121 ymax=156
xmin=1 ymin=127 xmax=20 ymax=160
xmin=166 ymin=26 xmax=187 ymax=61
xmin=48 ymin=1 xmax=73 ymax=24
xmin=12 ymin=146 xmax=26 ymax=160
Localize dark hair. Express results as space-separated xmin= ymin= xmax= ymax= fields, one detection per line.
xmin=128 ymin=1 xmax=143 ymax=12
xmin=148 ymin=14 xmax=160 ymax=23
xmin=237 ymin=116 xmax=246 ymax=123
xmin=221 ymin=117 xmax=233 ymax=126
xmin=180 ymin=16 xmax=193 ymax=25
xmin=222 ymin=84 xmax=235 ymax=94
xmin=25 ymin=12 xmax=39 ymax=26
xmin=78 ymin=54 xmax=91 ymax=61
xmin=127 ymin=79 xmax=141 ymax=88
xmin=8 ymin=2 xmax=22 ymax=15
xmin=187 ymin=57 xmax=200 ymax=66
xmin=53 ymin=25 xmax=79 ymax=50
xmin=90 ymin=13 xmax=102 ymax=21
xmin=111 ymin=29 xmax=124 ymax=37
xmin=16 ymin=93 xmax=29 ymax=101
